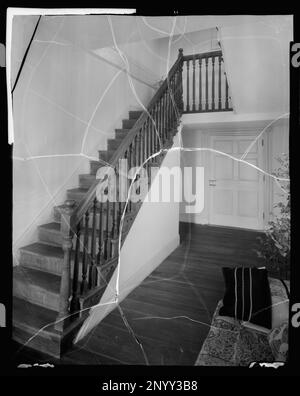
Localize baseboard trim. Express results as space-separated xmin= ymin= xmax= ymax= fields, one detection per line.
xmin=180 ymin=213 xmax=208 ymax=225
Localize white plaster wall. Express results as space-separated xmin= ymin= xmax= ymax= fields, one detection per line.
xmin=220 ymin=18 xmax=293 ymax=115
xmin=12 ymin=16 xmax=156 ymax=259
xmin=10 ymin=15 xmax=40 ymax=87
xmin=155 ymin=28 xmax=219 ymax=79
xmin=75 ymin=134 xmax=181 ymax=343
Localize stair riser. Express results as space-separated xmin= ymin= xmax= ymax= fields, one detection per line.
xmin=19 ymin=250 xmax=85 ymax=277
xmin=79 ymin=175 xmax=96 ymax=189
xmin=67 ymin=190 xmax=87 ymax=202
xmin=98 ymin=150 xmax=115 ymax=162
xmin=13 ymin=315 xmax=86 ymax=359
xmin=39 ymin=228 xmax=131 ymax=251
xmin=129 ymin=111 xmax=143 ymax=120
xmin=54 ymin=204 xmax=138 ymax=228
xmin=12 ymin=325 xmax=62 ymax=358
xmin=19 ymin=246 xmax=121 ymax=279
xmin=97 ymin=152 xmax=110 ymax=163
xmin=13 ymin=278 xmax=60 ymax=311
xmin=107 ymin=139 xmax=121 ymax=151
xmin=97 ymin=151 xmax=114 ymax=163
xmin=122 ymin=119 xmax=136 ymax=129
xmin=90 ymin=160 xmax=112 ymax=175
xmin=39 ymin=227 xmax=102 ymax=251
xmin=13 ymin=269 xmax=111 ymax=315
xmin=115 ymin=130 xmax=128 ymax=139
xmin=20 ymin=250 xmax=64 ymax=276
xmin=53 ymin=209 xmax=110 ymax=229
xmin=39 ymin=222 xmax=133 ymax=251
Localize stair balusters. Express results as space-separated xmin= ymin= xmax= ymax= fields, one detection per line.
xmin=70 ymin=221 xmax=81 ymax=314
xmin=88 ymin=198 xmax=98 ymax=289
xmin=178 ymin=48 xmax=184 ymax=114
xmin=61 ymin=48 xmax=186 ymax=321
xmin=205 ymin=57 xmax=209 ymax=111
xmin=111 ymin=199 xmax=118 ymax=258
xmin=199 ymin=58 xmax=202 ymax=111
xmin=211 ymin=56 xmax=215 ymax=111
xmin=52 ymin=48 xmax=234 ymax=332
xmin=54 ymin=48 xmax=232 ymax=330
xmin=97 ymin=201 xmax=103 ymax=267
xmin=80 ymin=210 xmax=89 ymax=294
xmin=55 ymin=199 xmax=76 ymax=331
xmin=218 ymin=55 xmax=222 ymax=110
xmin=128 ymin=144 xmax=133 ymax=212
xmin=186 ymin=59 xmax=190 ymax=112
xmin=181 ymin=50 xmax=232 ymax=113
xmin=104 ymin=199 xmax=111 ymax=261
xmin=192 ymin=56 xmax=196 ymax=111
xmin=225 ymin=74 xmax=229 ymax=110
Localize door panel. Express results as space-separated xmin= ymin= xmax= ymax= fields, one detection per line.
xmin=215 ymin=156 xmax=234 ymax=179
xmin=213 ymin=189 xmax=233 ymax=215
xmin=238 ymin=159 xmax=259 ymax=181
xmin=209 ymin=135 xmax=264 ymax=230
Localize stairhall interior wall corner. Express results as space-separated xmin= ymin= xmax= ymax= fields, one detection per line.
xmin=216 ymin=27 xmax=236 ymax=113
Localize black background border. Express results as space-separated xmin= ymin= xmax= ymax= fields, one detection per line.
xmin=0 ymin=3 xmax=299 ymax=383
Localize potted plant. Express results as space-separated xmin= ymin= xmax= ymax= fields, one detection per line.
xmin=255 ymin=154 xmax=290 ymax=280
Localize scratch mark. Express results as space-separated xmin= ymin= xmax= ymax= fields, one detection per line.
xmin=80 ymin=69 xmax=123 ymax=154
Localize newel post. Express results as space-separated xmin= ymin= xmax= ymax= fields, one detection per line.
xmin=177 ymin=48 xmax=184 ymax=114
xmin=55 ymin=199 xmax=76 ymax=332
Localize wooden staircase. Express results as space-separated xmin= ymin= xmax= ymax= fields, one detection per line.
xmin=13 ymin=110 xmax=147 ymax=358
xmin=12 ymin=48 xmax=232 ymax=359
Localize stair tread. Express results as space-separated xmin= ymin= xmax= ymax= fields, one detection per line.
xmin=13 ymin=296 xmax=58 ymax=331
xmin=129 ymin=110 xmax=143 ymax=119
xmin=67 ymin=187 xmax=89 ymax=193
xmin=20 ymin=242 xmax=63 ymax=258
xmin=79 ymin=174 xmax=96 ymax=179
xmin=39 ymin=222 xmax=61 ymax=232
xmin=97 ymin=151 xmax=114 ymax=157
xmin=108 ymin=137 xmax=123 ymax=142
xmin=53 ymin=203 xmax=139 ymax=222
xmin=14 ymin=266 xmax=61 ymax=294
xmin=115 ymin=128 xmax=130 ymax=133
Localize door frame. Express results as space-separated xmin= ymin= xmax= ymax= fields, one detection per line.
xmin=206 ymin=123 xmax=268 ymax=231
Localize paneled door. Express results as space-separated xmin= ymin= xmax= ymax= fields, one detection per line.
xmin=208 ymin=135 xmax=264 ymax=230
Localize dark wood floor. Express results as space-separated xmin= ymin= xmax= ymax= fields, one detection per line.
xmin=12 ymin=223 xmax=264 ymax=366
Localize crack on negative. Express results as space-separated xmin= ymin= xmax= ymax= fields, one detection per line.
xmin=13 ymin=15 xmax=290 ymax=365
xmin=14 ymin=134 xmax=290 ymax=362
xmin=29 ymin=88 xmax=112 ymax=137
xmin=14 ymin=136 xmax=290 ymax=361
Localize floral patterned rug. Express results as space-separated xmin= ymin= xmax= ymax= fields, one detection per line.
xmin=195 ymin=278 xmax=289 ymax=366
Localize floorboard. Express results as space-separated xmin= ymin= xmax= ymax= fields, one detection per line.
xmin=12 ymin=223 xmax=264 ymax=366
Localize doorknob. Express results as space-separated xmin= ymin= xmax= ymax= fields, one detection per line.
xmin=209 ymin=179 xmax=216 ymax=186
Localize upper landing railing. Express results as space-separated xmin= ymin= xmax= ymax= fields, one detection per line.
xmin=182 ymin=50 xmax=232 ymax=113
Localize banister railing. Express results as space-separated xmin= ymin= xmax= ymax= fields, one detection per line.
xmin=70 ymin=50 xmax=184 ymax=230
xmin=55 ymin=48 xmax=184 ymax=330
xmin=54 ymin=47 xmax=233 ymax=331
xmin=182 ymin=49 xmax=232 ymax=113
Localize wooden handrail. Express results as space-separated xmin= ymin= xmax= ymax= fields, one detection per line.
xmin=70 ymin=49 xmax=184 ymax=230
xmin=182 ymin=49 xmax=222 ymax=62
xmin=181 ymin=49 xmax=232 ymax=114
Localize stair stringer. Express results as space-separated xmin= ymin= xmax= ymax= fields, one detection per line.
xmin=74 ymin=132 xmax=181 ymax=343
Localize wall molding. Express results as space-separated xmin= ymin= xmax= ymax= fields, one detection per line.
xmin=182 ymin=112 xmax=288 ymax=132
